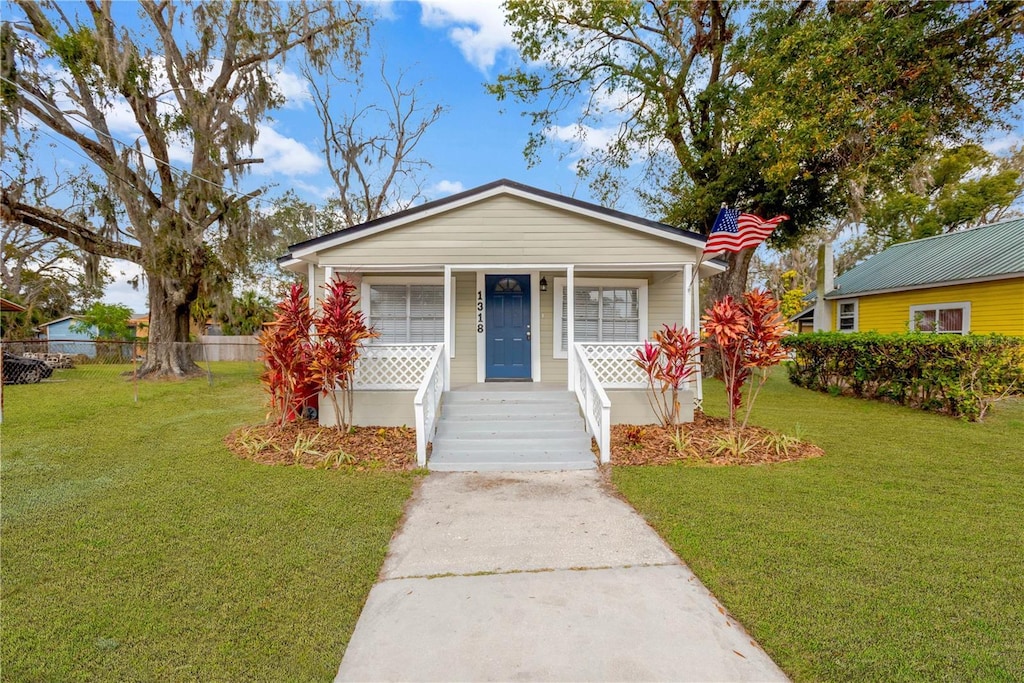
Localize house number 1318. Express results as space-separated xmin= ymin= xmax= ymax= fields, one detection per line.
xmin=476 ymin=291 xmax=484 ymax=333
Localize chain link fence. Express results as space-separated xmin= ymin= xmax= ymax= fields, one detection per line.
xmin=1 ymin=338 xmax=265 ymax=415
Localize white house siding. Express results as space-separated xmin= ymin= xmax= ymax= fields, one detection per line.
xmin=314 ymin=195 xmax=699 ymax=267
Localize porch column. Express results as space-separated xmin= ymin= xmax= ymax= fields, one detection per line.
xmin=307 ymin=263 xmax=316 ymax=312
xmin=443 ymin=265 xmax=452 ymax=391
xmin=692 ymin=264 xmax=703 ymax=408
xmin=566 ymin=264 xmax=575 ymax=391
xmin=683 ymin=263 xmax=693 ymax=391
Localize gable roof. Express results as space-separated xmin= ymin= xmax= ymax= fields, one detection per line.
xmin=280 ymin=178 xmax=718 ymax=264
xmin=826 ymin=218 xmax=1024 ymax=299
xmin=36 ymin=315 xmax=79 ymax=328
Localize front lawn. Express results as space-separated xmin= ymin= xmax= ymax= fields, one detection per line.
xmin=1 ymin=364 xmax=415 ymax=680
xmin=614 ymin=370 xmax=1024 ymax=681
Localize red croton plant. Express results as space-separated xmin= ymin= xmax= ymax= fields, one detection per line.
xmin=633 ymin=323 xmax=701 ymax=430
xmin=260 ymin=278 xmax=377 ymax=430
xmin=702 ymin=289 xmax=789 ymax=433
xmin=260 ymin=284 xmax=317 ymax=427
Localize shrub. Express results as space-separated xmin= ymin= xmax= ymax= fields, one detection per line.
xmin=784 ymin=332 xmax=1024 ymax=421
xmin=633 ymin=323 xmax=701 ymax=429
xmin=259 ymin=284 xmax=317 ymax=426
xmin=702 ymin=290 xmax=789 ymax=432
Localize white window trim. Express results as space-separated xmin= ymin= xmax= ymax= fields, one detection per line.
xmin=360 ymin=276 xmax=456 ymax=357
xmin=552 ymin=277 xmax=648 ymax=359
xmin=909 ymin=301 xmax=971 ymax=335
xmin=836 ymin=298 xmax=859 ymax=333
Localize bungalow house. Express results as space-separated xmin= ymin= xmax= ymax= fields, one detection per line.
xmin=280 ymin=180 xmax=723 ymax=470
xmin=793 ymin=218 xmax=1024 ymax=335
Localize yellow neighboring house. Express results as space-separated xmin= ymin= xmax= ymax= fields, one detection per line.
xmin=806 ymin=218 xmax=1023 ymax=335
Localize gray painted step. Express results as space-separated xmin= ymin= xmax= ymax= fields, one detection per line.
xmin=428 ymin=448 xmax=595 ymax=472
xmin=429 ymin=391 xmax=595 ymax=472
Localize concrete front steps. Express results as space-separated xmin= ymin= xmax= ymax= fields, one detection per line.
xmin=429 ymin=388 xmax=596 ymax=472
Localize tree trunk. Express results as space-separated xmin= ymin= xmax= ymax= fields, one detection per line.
xmin=136 ymin=271 xmax=202 ymax=378
xmin=702 ymin=249 xmax=755 ymax=379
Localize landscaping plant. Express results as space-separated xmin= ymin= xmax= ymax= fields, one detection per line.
xmin=701 ymin=290 xmax=789 ymax=437
xmin=785 ymin=331 xmax=1024 ymax=420
xmin=260 ymin=278 xmax=377 ymax=429
xmin=633 ymin=323 xmax=702 ymax=430
xmin=309 ymin=277 xmax=378 ymax=431
xmin=259 ymin=284 xmax=317 ymax=426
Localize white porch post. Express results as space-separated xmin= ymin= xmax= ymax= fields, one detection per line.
xmin=443 ymin=265 xmax=452 ymax=391
xmin=566 ymin=265 xmax=575 ymax=391
xmin=692 ymin=264 xmax=703 ymax=408
xmin=307 ymin=263 xmax=316 ymax=312
xmin=683 ymin=263 xmax=693 ymax=391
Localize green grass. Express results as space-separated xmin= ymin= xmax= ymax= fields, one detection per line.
xmin=613 ymin=370 xmax=1024 ymax=681
xmin=1 ymin=364 xmax=415 ymax=680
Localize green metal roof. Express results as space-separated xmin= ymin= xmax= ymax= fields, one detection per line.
xmin=826 ymin=218 xmax=1024 ymax=299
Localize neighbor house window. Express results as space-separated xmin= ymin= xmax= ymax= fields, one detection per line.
xmin=910 ymin=302 xmax=971 ymax=335
xmin=553 ymin=278 xmax=648 ymax=357
xmin=363 ymin=278 xmax=447 ymax=344
xmin=837 ymin=300 xmax=858 ymax=332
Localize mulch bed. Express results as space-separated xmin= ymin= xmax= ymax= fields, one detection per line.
xmin=608 ymin=412 xmax=824 ymax=466
xmin=226 ymin=413 xmax=822 ymax=471
xmin=224 ymin=422 xmax=417 ymax=471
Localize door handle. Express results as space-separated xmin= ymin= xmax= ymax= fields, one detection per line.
xmin=526 ymin=324 xmax=531 ymax=341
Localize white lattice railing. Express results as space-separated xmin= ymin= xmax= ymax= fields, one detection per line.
xmin=353 ymin=343 xmax=441 ymax=390
xmin=572 ymin=343 xmax=611 ymax=464
xmin=578 ymin=342 xmax=647 ymax=388
xmin=414 ymin=344 xmax=446 ymax=467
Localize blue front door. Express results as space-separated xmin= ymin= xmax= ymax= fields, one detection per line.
xmin=485 ymin=274 xmax=531 ymax=379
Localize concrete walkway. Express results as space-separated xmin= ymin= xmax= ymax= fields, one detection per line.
xmin=336 ymin=471 xmax=788 ymax=682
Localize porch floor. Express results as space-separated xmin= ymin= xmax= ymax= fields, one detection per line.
xmin=429 ymin=386 xmax=596 ymax=472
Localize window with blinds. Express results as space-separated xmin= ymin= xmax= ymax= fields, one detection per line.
xmin=560 ymin=285 xmax=640 ymax=351
xmin=910 ymin=303 xmax=970 ymax=334
xmin=368 ymin=284 xmax=444 ymax=342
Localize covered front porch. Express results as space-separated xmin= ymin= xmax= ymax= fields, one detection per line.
xmin=310 ymin=261 xmax=713 ymax=469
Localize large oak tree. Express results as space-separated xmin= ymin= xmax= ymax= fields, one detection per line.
xmin=491 ymin=0 xmax=1024 ymax=304
xmin=0 ymin=0 xmax=364 ymax=376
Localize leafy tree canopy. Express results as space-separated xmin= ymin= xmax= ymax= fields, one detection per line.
xmin=491 ymin=0 xmax=1024 ymax=293
xmin=0 ymin=0 xmax=365 ymax=377
xmin=70 ymin=301 xmax=134 ymax=340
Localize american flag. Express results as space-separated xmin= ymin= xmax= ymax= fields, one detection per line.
xmin=703 ymin=207 xmax=788 ymax=254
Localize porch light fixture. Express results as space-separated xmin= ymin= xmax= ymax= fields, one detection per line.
xmin=540 ymin=277 xmax=548 ymax=292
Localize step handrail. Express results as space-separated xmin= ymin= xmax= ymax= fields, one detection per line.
xmin=413 ymin=343 xmax=446 ymax=467
xmin=571 ymin=342 xmax=611 ymax=464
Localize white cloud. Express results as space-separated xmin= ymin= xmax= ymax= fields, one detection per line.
xmin=985 ymin=133 xmax=1023 ymax=155
xmin=430 ymin=179 xmax=464 ymax=196
xmin=102 ymin=260 xmax=148 ymax=314
xmin=272 ymin=67 xmax=312 ymax=108
xmin=248 ymin=125 xmax=323 ymax=177
xmin=545 ymin=123 xmax=617 ymax=155
xmin=418 ymin=1 xmax=515 ymax=72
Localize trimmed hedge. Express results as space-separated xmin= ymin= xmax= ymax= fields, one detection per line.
xmin=783 ymin=332 xmax=1024 ymax=421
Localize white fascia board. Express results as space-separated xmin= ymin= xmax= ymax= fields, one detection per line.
xmin=823 ymin=271 xmax=1024 ymax=299
xmin=278 ymin=257 xmax=306 ymax=273
xmin=290 ymin=184 xmax=709 ymax=258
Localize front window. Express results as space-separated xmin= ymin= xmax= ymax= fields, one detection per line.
xmin=910 ymin=303 xmax=970 ymax=334
xmin=554 ymin=278 xmax=647 ymax=357
xmin=368 ymin=283 xmax=444 ymax=343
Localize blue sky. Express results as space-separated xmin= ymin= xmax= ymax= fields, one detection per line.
xmin=16 ymin=1 xmax=1022 ymax=313
xmin=101 ymin=0 xmax=610 ymax=312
